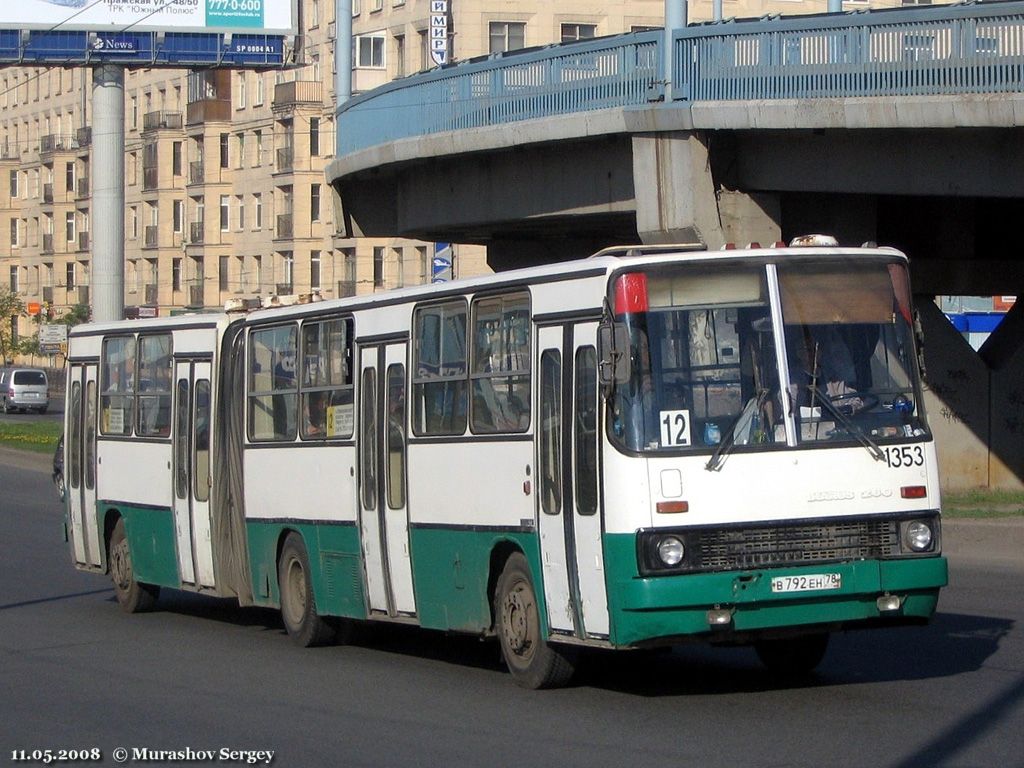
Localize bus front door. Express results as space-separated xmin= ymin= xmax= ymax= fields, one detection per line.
xmin=536 ymin=323 xmax=609 ymax=639
xmin=172 ymin=360 xmax=215 ymax=588
xmin=67 ymin=363 xmax=101 ymax=568
xmin=358 ymin=344 xmax=416 ymax=618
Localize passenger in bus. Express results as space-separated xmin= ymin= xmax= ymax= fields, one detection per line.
xmin=303 ymin=391 xmax=328 ymax=438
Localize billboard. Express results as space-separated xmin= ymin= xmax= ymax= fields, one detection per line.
xmin=4 ymin=0 xmax=297 ymax=35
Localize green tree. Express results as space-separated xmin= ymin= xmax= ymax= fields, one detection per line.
xmin=61 ymin=302 xmax=91 ymax=327
xmin=0 ymin=287 xmax=26 ymax=364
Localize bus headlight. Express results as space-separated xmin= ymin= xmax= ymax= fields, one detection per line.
xmin=903 ymin=520 xmax=934 ymax=552
xmin=657 ymin=536 xmax=686 ymax=567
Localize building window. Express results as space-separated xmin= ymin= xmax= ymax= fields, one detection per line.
xmin=311 ymin=0 xmax=320 ymax=27
xmin=310 ymin=184 xmax=321 ymax=222
xmin=254 ymin=75 xmax=264 ymax=106
xmin=254 ymin=130 xmax=263 ymax=166
xmin=309 ymin=117 xmax=320 ymax=157
xmin=373 ymin=246 xmax=384 ymax=288
xmin=9 ymin=170 xmax=17 ymax=198
xmin=254 ymin=193 xmax=263 ymax=229
xmin=237 ymin=196 xmax=245 ymax=230
xmin=356 ymin=33 xmax=386 ymax=68
xmin=220 ymin=133 xmax=229 ymax=169
xmin=219 ymin=255 xmax=230 ymax=291
xmin=489 ymin=21 xmax=526 ymax=54
xmin=561 ymin=23 xmax=597 ymax=42
xmin=310 ymin=250 xmax=321 ymax=290
xmin=172 ymin=141 xmax=182 ymax=176
xmin=252 ymin=255 xmax=262 ymax=291
xmin=395 ymin=34 xmax=406 ymax=77
xmin=65 ymin=212 xmax=75 ymax=242
xmin=66 ymin=262 xmax=76 ymax=290
xmin=173 ymin=200 xmax=183 ymax=233
xmin=65 ymin=162 xmax=75 ymax=193
xmin=172 ymin=258 xmax=182 ymax=291
xmin=10 ymin=218 xmax=18 ymax=247
xmin=220 ymin=195 xmax=229 ymax=231
xmin=236 ymin=133 xmax=246 ymax=169
xmin=129 ymin=206 xmax=138 ymax=239
xmin=236 ymin=72 xmax=247 ymax=109
xmin=9 ymin=266 xmax=17 ymax=291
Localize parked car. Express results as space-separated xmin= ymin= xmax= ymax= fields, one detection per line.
xmin=53 ymin=433 xmax=65 ymax=502
xmin=0 ymin=367 xmax=50 ymax=414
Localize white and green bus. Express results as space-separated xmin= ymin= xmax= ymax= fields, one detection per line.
xmin=64 ymin=242 xmax=948 ymax=688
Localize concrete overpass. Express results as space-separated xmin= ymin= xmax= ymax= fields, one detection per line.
xmin=328 ymin=1 xmax=1024 ymax=489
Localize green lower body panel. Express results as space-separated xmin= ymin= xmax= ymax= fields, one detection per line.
xmin=409 ymin=527 xmax=541 ymax=634
xmin=604 ymin=533 xmax=948 ymax=647
xmin=245 ymin=520 xmax=365 ymax=619
xmin=98 ymin=502 xmax=180 ymax=589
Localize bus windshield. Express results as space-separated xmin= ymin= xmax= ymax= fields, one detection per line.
xmin=608 ymin=259 xmax=928 ymax=454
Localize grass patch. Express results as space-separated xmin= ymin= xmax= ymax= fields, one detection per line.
xmin=943 ymin=489 xmax=1024 ymax=519
xmin=0 ymin=421 xmax=61 ymax=454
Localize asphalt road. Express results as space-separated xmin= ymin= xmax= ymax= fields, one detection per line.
xmin=1 ymin=453 xmax=1021 ymax=768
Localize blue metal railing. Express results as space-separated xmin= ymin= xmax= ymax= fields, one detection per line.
xmin=337 ymin=1 xmax=1024 ymax=157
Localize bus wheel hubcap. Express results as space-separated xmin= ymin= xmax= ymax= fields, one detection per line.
xmin=502 ymin=582 xmax=532 ymax=656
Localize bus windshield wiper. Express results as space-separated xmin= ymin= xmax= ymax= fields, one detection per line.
xmin=806 ymin=384 xmax=885 ymax=462
xmin=705 ymin=390 xmax=767 ymax=472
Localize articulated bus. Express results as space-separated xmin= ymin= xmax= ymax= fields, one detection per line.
xmin=64 ymin=242 xmax=948 ymax=688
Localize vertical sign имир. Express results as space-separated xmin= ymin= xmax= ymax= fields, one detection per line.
xmin=430 ymin=0 xmax=448 ymax=66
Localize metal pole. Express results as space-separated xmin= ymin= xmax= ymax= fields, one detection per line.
xmin=713 ymin=0 xmax=723 ymax=22
xmin=91 ymin=65 xmax=125 ymax=323
xmin=828 ymin=0 xmax=843 ymax=13
xmin=335 ymin=0 xmax=352 ymax=105
xmin=664 ymin=0 xmax=686 ymax=101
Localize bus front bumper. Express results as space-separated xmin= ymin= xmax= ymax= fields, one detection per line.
xmin=606 ymin=554 xmax=948 ymax=647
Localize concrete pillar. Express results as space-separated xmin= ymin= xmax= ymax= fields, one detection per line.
xmin=335 ymin=0 xmax=352 ymax=106
xmin=91 ymin=65 xmax=125 ymax=323
xmin=632 ymin=131 xmax=724 ymax=248
xmin=917 ymin=299 xmax=992 ymax=490
xmin=717 ymin=190 xmax=781 ymax=247
xmin=984 ymin=301 xmax=1024 ymax=489
xmin=663 ymin=1 xmax=686 ymax=101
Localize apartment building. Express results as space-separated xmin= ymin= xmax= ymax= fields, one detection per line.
xmin=2 ymin=0 xmax=926 ymax=349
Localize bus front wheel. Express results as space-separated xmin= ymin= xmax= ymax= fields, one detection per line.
xmin=755 ymin=632 xmax=830 ymax=676
xmin=278 ymin=532 xmax=336 ymax=647
xmin=494 ymin=553 xmax=576 ymax=689
xmin=109 ymin=518 xmax=159 ymax=613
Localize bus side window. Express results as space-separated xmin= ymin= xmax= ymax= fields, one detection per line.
xmin=247 ymin=324 xmax=298 ymax=442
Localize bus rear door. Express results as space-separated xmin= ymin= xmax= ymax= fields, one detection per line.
xmin=67 ymin=363 xmax=101 ymax=568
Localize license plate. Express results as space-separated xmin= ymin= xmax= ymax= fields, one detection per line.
xmin=771 ymin=573 xmax=842 ymax=593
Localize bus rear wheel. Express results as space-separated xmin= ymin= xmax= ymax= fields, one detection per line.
xmin=278 ymin=532 xmax=336 ymax=647
xmin=494 ymin=553 xmax=576 ymax=689
xmin=109 ymin=518 xmax=159 ymax=613
xmin=755 ymin=632 xmax=830 ymax=676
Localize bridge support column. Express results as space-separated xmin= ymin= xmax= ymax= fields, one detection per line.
xmin=632 ymin=132 xmax=725 ymax=248
xmin=918 ymin=299 xmax=1024 ymax=490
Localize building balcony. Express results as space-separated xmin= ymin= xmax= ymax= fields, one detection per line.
xmin=189 ymin=221 xmax=205 ymax=244
xmin=145 ymin=283 xmax=158 ymax=305
xmin=40 ymin=134 xmax=78 ymax=154
xmin=337 ymin=280 xmax=357 ymax=298
xmin=276 ymin=282 xmax=294 ymax=295
xmin=272 ymin=81 xmax=323 ymax=111
xmin=189 ymin=161 xmax=204 ymax=185
xmin=276 ymin=147 xmax=294 ymax=172
xmin=42 ymin=234 xmax=53 ymax=253
xmin=143 ymin=166 xmax=159 ymax=191
xmin=75 ymin=127 xmax=91 ymax=149
xmin=144 ymin=225 xmax=159 ymax=248
xmin=276 ymin=213 xmax=293 ymax=239
xmin=186 ymin=99 xmax=231 ymax=125
xmin=42 ymin=286 xmax=53 ymax=303
xmin=42 ymin=184 xmax=53 ymax=203
xmin=77 ymin=178 xmax=89 ymax=199
xmin=143 ymin=111 xmax=183 ymax=132
xmin=78 ymin=231 xmax=89 ymax=251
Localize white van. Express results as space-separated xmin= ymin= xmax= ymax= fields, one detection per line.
xmin=0 ymin=367 xmax=50 ymax=414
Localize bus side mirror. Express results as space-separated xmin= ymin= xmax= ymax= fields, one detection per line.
xmin=598 ymin=323 xmax=631 ymax=386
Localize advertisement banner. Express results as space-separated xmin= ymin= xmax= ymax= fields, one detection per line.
xmin=3 ymin=0 xmax=296 ymax=35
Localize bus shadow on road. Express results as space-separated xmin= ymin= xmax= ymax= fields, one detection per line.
xmin=578 ymin=611 xmax=1014 ymax=696
xmin=127 ymin=591 xmax=1014 ymax=694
